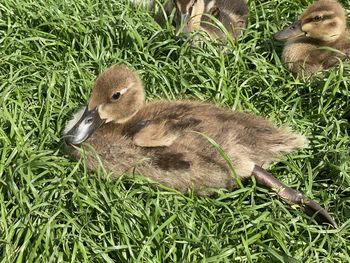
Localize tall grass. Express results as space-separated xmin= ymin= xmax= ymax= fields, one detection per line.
xmin=0 ymin=0 xmax=349 ymax=262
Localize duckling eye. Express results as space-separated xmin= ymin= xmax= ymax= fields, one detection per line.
xmin=85 ymin=117 xmax=93 ymax=124
xmin=313 ymin=15 xmax=322 ymax=22
xmin=111 ymin=92 xmax=121 ymax=101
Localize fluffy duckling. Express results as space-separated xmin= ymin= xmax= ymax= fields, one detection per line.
xmin=155 ymin=0 xmax=249 ymax=40
xmin=275 ymin=0 xmax=350 ymax=76
xmin=63 ymin=65 xmax=337 ymax=227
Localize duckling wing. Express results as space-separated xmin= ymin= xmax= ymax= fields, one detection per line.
xmin=124 ymin=102 xmax=205 ymax=148
xmin=132 ymin=120 xmax=179 ymax=147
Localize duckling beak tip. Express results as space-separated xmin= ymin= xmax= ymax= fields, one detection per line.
xmin=63 ymin=106 xmax=105 ymax=145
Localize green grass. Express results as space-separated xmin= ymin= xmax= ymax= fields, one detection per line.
xmin=0 ymin=0 xmax=350 ymax=261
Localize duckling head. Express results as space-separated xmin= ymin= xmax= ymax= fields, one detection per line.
xmin=63 ymin=65 xmax=145 ymax=145
xmin=275 ymin=0 xmax=347 ymax=42
xmin=173 ymin=0 xmax=205 ymax=35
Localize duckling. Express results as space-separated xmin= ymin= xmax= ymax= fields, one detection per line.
xmin=274 ymin=0 xmax=350 ymax=76
xmin=155 ymin=0 xmax=249 ymax=40
xmin=63 ymin=65 xmax=337 ymax=227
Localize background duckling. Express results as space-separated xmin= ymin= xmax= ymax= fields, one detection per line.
xmin=63 ymin=65 xmax=337 ymax=227
xmin=274 ymin=0 xmax=350 ymax=77
xmin=155 ymin=0 xmax=249 ymax=40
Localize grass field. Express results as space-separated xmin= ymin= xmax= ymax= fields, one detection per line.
xmin=1 ymin=0 xmax=350 ymax=261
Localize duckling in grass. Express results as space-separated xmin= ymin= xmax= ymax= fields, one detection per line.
xmin=63 ymin=65 xmax=337 ymax=227
xmin=275 ymin=0 xmax=350 ymax=77
xmin=154 ymin=0 xmax=249 ymax=40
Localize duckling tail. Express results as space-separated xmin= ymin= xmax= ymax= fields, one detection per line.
xmin=252 ymin=165 xmax=337 ymax=228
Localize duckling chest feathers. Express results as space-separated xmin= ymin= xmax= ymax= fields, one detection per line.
xmin=283 ymin=36 xmax=350 ymax=73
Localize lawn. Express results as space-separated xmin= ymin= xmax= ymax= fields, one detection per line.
xmin=0 ymin=0 xmax=349 ymax=262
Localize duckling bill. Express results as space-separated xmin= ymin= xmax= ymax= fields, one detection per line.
xmin=63 ymin=107 xmax=104 ymax=145
xmin=63 ymin=65 xmax=337 ymax=228
xmin=274 ymin=20 xmax=304 ymax=41
xmin=274 ymin=0 xmax=350 ymax=76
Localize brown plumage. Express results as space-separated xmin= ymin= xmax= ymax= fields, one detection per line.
xmin=155 ymin=0 xmax=249 ymax=40
xmin=63 ymin=65 xmax=337 ymax=227
xmin=274 ymin=0 xmax=350 ymax=77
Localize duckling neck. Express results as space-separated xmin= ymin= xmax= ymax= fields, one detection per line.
xmin=113 ymin=109 xmax=140 ymax=124
xmin=109 ymin=99 xmax=145 ymax=124
xmin=320 ymin=30 xmax=350 ymax=47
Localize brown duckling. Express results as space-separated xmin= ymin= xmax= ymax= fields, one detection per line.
xmin=155 ymin=0 xmax=249 ymax=40
xmin=274 ymin=0 xmax=350 ymax=77
xmin=63 ymin=65 xmax=337 ymax=227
